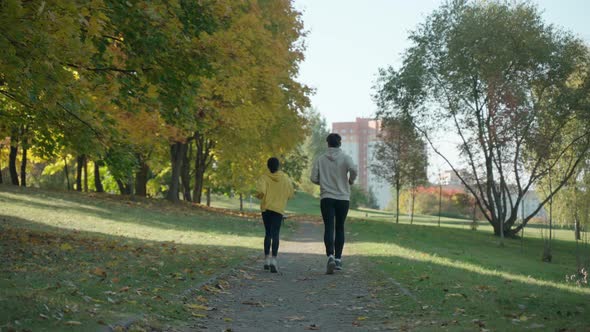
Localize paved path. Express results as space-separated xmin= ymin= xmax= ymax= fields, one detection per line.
xmin=185 ymin=220 xmax=393 ymax=332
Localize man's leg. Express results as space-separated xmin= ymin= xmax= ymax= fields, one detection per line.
xmin=334 ymin=199 xmax=350 ymax=260
xmin=320 ymin=198 xmax=336 ymax=256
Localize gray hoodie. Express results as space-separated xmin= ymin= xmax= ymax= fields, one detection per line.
xmin=310 ymin=147 xmax=358 ymax=201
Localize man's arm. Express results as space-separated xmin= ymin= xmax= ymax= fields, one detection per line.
xmin=310 ymin=158 xmax=320 ymax=185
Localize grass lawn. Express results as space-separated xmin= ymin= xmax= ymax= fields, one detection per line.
xmin=0 ymin=185 xmax=279 ymax=331
xmin=2 ymin=185 xmax=588 ymax=331
xmin=208 ymin=191 xmax=321 ymax=217
xmin=348 ymin=217 xmax=590 ymax=331
xmin=211 ymin=190 xmax=579 ymax=242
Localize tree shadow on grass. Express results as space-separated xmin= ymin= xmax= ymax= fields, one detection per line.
xmin=0 ymin=187 xmax=265 ymax=237
xmin=2 ymin=213 xmax=589 ymax=331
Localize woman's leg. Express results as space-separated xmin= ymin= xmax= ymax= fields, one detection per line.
xmin=262 ymin=212 xmax=272 ymax=256
xmin=270 ymin=211 xmax=283 ymax=257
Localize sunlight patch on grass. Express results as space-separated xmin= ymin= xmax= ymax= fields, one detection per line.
xmin=1 ymin=208 xmax=261 ymax=248
xmin=355 ymin=241 xmax=590 ymax=296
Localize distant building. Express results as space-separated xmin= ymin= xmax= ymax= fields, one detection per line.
xmin=440 ymin=170 xmax=463 ymax=186
xmin=332 ymin=118 xmax=392 ymax=209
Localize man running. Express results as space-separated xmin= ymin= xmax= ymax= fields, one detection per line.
xmin=310 ymin=133 xmax=357 ymax=274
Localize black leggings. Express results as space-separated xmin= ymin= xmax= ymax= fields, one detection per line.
xmin=320 ymin=198 xmax=349 ymax=259
xmin=262 ymin=210 xmax=283 ymax=257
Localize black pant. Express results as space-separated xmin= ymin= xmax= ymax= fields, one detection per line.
xmin=262 ymin=210 xmax=283 ymax=257
xmin=320 ymin=198 xmax=349 ymax=259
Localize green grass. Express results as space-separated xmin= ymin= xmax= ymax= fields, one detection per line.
xmin=3 ymin=185 xmax=587 ymax=331
xmin=348 ymin=217 xmax=590 ymax=331
xmin=211 ymin=190 xmax=579 ymax=242
xmin=0 ymin=185 xmax=276 ymax=331
xmin=208 ymin=191 xmax=322 ymax=216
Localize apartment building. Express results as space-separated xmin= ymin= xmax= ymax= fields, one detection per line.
xmin=332 ymin=118 xmax=392 ymax=208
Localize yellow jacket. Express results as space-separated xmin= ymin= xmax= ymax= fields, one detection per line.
xmin=256 ymin=170 xmax=294 ymax=215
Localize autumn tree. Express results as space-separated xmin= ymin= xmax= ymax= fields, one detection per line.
xmin=376 ymin=0 xmax=590 ymax=236
xmin=187 ymin=0 xmax=309 ymax=203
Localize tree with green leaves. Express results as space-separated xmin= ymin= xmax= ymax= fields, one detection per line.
xmin=376 ymin=0 xmax=590 ymax=236
xmin=300 ymin=108 xmax=330 ymax=196
xmin=371 ymin=115 xmax=428 ymax=223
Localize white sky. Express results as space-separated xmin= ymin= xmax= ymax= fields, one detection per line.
xmin=293 ymin=0 xmax=590 ymax=179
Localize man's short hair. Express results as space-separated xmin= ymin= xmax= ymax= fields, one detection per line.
xmin=267 ymin=157 xmax=280 ymax=173
xmin=326 ymin=133 xmax=342 ymax=148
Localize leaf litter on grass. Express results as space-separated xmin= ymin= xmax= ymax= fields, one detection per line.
xmin=0 ymin=219 xmax=254 ymax=331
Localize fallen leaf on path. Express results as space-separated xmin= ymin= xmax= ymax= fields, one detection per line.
xmin=528 ymin=323 xmax=545 ymax=329
xmin=242 ymin=301 xmax=263 ymax=307
xmin=202 ymin=284 xmax=220 ymax=293
xmin=472 ymin=319 xmax=486 ymax=328
xmin=286 ymin=315 xmax=305 ymax=321
xmin=186 ymin=304 xmax=211 ymax=311
xmin=65 ymin=321 xmax=82 ymax=326
xmin=417 ymin=274 xmax=429 ymax=281
xmin=356 ymin=316 xmax=368 ymax=321
xmin=217 ymin=280 xmax=230 ymax=290
xmin=91 ymin=267 xmax=107 ymax=278
xmin=223 ymin=318 xmax=233 ymax=322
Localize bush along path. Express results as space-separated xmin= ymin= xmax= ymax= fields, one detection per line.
xmin=182 ymin=220 xmax=394 ymax=331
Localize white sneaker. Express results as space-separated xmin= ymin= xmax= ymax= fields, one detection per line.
xmin=335 ymin=258 xmax=342 ymax=270
xmin=264 ymin=257 xmax=271 ymax=270
xmin=270 ymin=257 xmax=278 ymax=273
xmin=326 ymin=255 xmax=336 ymax=274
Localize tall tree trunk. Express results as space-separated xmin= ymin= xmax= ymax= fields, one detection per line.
xmin=206 ymin=187 xmax=211 ymax=207
xmin=20 ymin=146 xmax=27 ymax=187
xmin=0 ymin=146 xmax=3 ymax=184
xmin=76 ymin=155 xmax=84 ymax=191
xmin=116 ymin=179 xmax=132 ymax=195
xmin=94 ymin=161 xmax=104 ymax=193
xmin=410 ymin=187 xmax=415 ymax=224
xmin=193 ymin=132 xmax=214 ymax=204
xmin=167 ymin=142 xmax=186 ymax=202
xmin=438 ymin=182 xmax=442 ymax=227
xmin=239 ymin=193 xmax=243 ymax=212
xmin=395 ymin=185 xmax=400 ymax=224
xmin=9 ymin=144 xmax=19 ymax=186
xmin=83 ymin=156 xmax=88 ymax=192
xmin=64 ymin=157 xmax=71 ymax=190
xmin=181 ymin=142 xmax=192 ymax=202
xmin=193 ymin=166 xmax=204 ymax=203
xmin=135 ymin=157 xmax=149 ymax=197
